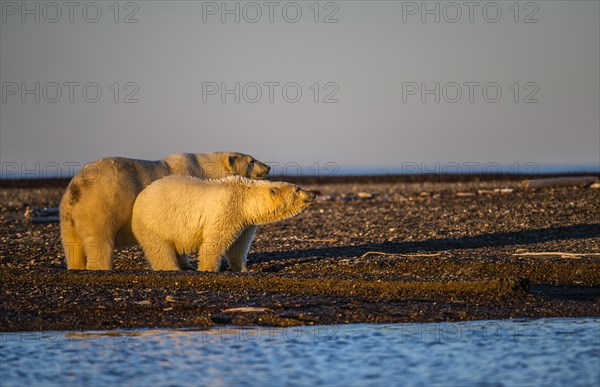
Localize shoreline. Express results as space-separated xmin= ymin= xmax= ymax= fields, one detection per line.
xmin=1 ymin=171 xmax=599 ymax=188
xmin=1 ymin=176 xmax=599 ymax=332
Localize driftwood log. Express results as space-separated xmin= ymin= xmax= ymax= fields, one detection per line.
xmin=24 ymin=207 xmax=60 ymax=223
xmin=521 ymin=176 xmax=599 ymax=190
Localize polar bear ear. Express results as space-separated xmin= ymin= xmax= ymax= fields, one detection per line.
xmin=270 ymin=187 xmax=280 ymax=196
xmin=228 ymin=155 xmax=237 ymax=167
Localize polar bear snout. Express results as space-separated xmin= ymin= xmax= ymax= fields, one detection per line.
xmin=253 ymin=161 xmax=270 ymax=179
xmin=302 ymin=189 xmax=316 ymax=203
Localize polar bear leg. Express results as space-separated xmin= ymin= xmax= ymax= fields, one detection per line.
xmin=138 ymin=236 xmax=179 ymax=271
xmin=198 ymin=235 xmax=230 ymax=272
xmin=225 ymin=226 xmax=257 ymax=272
xmin=198 ymin=250 xmax=223 ymax=272
xmin=84 ymin=236 xmax=115 ymax=270
xmin=177 ymin=254 xmax=194 ymax=270
xmin=62 ymin=224 xmax=86 ymax=270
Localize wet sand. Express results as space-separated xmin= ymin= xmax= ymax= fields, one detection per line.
xmin=1 ymin=175 xmax=599 ymax=331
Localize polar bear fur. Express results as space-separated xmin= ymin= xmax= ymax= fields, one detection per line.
xmin=60 ymin=152 xmax=270 ymax=270
xmin=131 ymin=175 xmax=316 ymax=272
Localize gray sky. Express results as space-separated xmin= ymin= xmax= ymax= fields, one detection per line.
xmin=1 ymin=1 xmax=599 ymax=177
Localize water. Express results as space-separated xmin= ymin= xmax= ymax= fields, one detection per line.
xmin=1 ymin=318 xmax=598 ymax=387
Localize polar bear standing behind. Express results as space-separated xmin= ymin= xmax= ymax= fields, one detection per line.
xmin=132 ymin=175 xmax=316 ymax=272
xmin=60 ymin=152 xmax=270 ymax=270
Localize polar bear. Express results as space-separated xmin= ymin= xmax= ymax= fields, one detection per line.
xmin=131 ymin=175 xmax=316 ymax=272
xmin=60 ymin=152 xmax=270 ymax=270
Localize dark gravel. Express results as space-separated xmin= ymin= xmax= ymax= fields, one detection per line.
xmin=1 ymin=175 xmax=599 ymax=332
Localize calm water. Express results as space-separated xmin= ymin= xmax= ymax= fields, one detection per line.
xmin=1 ymin=318 xmax=599 ymax=387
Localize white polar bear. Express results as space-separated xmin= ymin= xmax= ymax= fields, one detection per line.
xmin=59 ymin=152 xmax=270 ymax=270
xmin=131 ymin=175 xmax=316 ymax=272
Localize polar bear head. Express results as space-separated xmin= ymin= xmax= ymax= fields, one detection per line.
xmin=239 ymin=178 xmax=316 ymax=225
xmin=223 ymin=152 xmax=271 ymax=179
xmin=166 ymin=152 xmax=270 ymax=180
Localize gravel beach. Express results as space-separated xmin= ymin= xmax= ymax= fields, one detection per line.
xmin=1 ymin=175 xmax=599 ymax=332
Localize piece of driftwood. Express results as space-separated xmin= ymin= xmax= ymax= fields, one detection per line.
xmin=514 ymin=252 xmax=600 ymax=259
xmin=275 ymin=236 xmax=338 ymax=243
xmin=477 ymin=188 xmax=515 ymax=196
xmin=360 ymin=251 xmax=442 ymax=258
xmin=24 ymin=207 xmax=60 ymax=223
xmin=223 ymin=307 xmax=272 ymax=313
xmin=455 ymin=192 xmax=475 ymax=197
xmin=521 ymin=176 xmax=599 ymax=190
xmin=357 ymin=192 xmax=375 ymax=199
